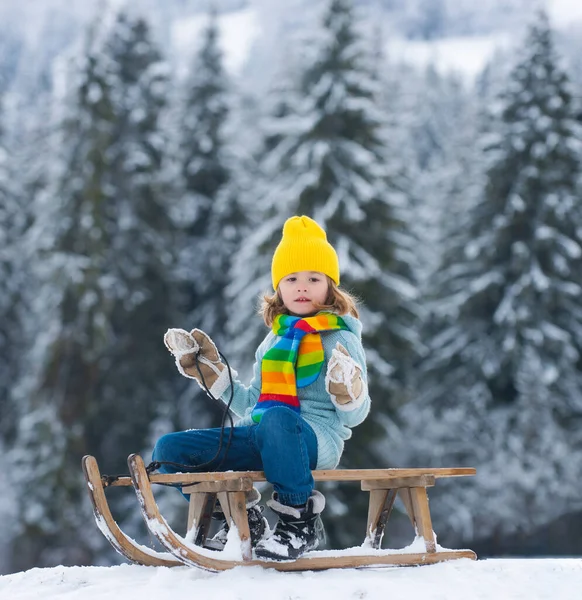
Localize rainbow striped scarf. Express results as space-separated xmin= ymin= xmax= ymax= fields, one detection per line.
xmin=251 ymin=312 xmax=348 ymax=423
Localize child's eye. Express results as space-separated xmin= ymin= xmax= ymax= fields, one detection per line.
xmin=310 ymin=277 xmax=320 ymax=282
xmin=287 ymin=277 xmax=296 ymax=282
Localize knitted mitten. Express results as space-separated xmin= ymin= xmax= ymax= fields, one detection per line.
xmin=325 ymin=343 xmax=364 ymax=406
xmin=164 ymin=328 xmax=230 ymax=395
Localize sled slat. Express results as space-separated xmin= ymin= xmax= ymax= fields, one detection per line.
xmin=366 ymin=489 xmax=397 ymax=549
xmin=187 ymin=492 xmax=216 ymax=546
xmin=361 ymin=475 xmax=435 ymax=490
xmin=182 ymin=477 xmax=253 ymax=494
xmin=398 ymin=488 xmax=416 ymax=527
xmin=410 ymin=487 xmax=436 ymax=553
xmin=104 ymin=467 xmax=475 ymax=487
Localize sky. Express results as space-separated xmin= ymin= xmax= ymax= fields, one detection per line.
xmin=170 ymin=0 xmax=582 ymax=85
xmin=4 ymin=0 xmax=582 ymax=90
xmin=549 ymin=0 xmax=582 ymax=24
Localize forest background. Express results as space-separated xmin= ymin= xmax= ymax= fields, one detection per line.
xmin=1 ymin=0 xmax=582 ymax=575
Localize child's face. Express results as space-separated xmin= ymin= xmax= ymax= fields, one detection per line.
xmin=278 ymin=271 xmax=330 ymax=317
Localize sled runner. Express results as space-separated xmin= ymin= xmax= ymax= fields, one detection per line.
xmin=84 ymin=453 xmax=477 ymax=571
xmin=82 ymin=455 xmax=182 ymax=567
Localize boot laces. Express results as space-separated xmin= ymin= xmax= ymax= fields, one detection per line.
xmin=273 ymin=514 xmax=315 ymax=544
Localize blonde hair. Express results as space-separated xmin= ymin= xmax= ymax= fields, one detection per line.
xmin=260 ymin=276 xmax=360 ymax=328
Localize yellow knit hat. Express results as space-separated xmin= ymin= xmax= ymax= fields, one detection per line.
xmin=271 ymin=215 xmax=340 ymax=290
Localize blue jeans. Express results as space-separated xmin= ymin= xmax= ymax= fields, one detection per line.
xmin=152 ymin=406 xmax=318 ymax=506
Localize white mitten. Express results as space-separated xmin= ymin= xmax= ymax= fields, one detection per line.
xmin=164 ymin=328 xmax=234 ymax=397
xmin=325 ymin=343 xmax=365 ymax=408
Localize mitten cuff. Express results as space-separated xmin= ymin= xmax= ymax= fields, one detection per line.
xmin=209 ymin=365 xmax=237 ymax=398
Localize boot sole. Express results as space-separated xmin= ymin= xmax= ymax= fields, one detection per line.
xmin=254 ymin=540 xmax=319 ymax=561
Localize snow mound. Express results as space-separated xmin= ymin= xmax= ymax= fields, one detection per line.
xmin=1 ymin=559 xmax=581 ymax=600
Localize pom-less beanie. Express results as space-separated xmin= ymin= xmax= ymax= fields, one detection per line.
xmin=271 ymin=216 xmax=340 ymax=290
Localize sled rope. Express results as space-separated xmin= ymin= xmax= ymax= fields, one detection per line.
xmin=101 ymin=349 xmax=237 ymax=486
xmin=145 ymin=348 xmax=236 ymax=476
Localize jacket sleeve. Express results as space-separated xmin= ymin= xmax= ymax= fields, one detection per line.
xmin=211 ymin=333 xmax=271 ymax=419
xmin=322 ymin=329 xmax=371 ymax=428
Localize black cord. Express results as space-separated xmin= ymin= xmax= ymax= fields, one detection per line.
xmin=102 ymin=347 xmax=237 ymax=487
xmin=145 ymin=348 xmax=236 ymax=478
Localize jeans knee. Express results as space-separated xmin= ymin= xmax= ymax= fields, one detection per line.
xmin=152 ymin=432 xmax=181 ymax=463
xmin=258 ymin=406 xmax=302 ymax=434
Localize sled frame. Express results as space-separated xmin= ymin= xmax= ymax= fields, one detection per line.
xmin=117 ymin=454 xmax=476 ymax=571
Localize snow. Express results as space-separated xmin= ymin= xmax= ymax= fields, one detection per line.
xmin=1 ymin=559 xmax=581 ymax=600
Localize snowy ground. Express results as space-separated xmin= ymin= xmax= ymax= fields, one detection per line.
xmin=1 ymin=559 xmax=581 ymax=600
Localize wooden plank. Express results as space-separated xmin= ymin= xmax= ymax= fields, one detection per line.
xmin=366 ymin=489 xmax=397 ymax=549
xmin=398 ymin=488 xmax=416 ymax=528
xmin=366 ymin=489 xmax=389 ymax=541
xmin=410 ymin=487 xmax=436 ymax=553
xmin=217 ymin=492 xmax=232 ymax=524
xmin=106 ymin=467 xmax=476 ymax=487
xmin=187 ymin=492 xmax=216 ymax=546
xmin=182 ymin=478 xmax=253 ymax=495
xmin=361 ymin=475 xmax=435 ymax=491
xmin=228 ymin=491 xmax=252 ymax=561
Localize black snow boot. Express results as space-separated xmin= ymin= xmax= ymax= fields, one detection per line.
xmin=204 ymin=488 xmax=269 ymax=551
xmin=254 ymin=490 xmax=326 ymax=560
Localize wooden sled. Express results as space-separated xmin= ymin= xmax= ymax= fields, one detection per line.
xmin=106 ymin=453 xmax=476 ymax=571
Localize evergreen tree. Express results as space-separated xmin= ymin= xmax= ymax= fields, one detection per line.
xmin=403 ymin=66 xmax=471 ymax=291
xmin=1 ymin=67 xmax=61 ymax=578
xmin=225 ymin=67 xmax=304 ymax=374
xmin=9 ymin=11 xmax=177 ymax=571
xmin=229 ymin=0 xmax=421 ymax=548
xmin=0 ymin=99 xmax=17 ymax=439
xmin=175 ymin=13 xmax=234 ymax=343
xmin=159 ymin=12 xmax=250 ymax=434
xmin=10 ymin=22 xmax=118 ymax=571
xmin=399 ymin=11 xmax=582 ymax=547
xmin=99 ymin=11 xmax=178 ymax=460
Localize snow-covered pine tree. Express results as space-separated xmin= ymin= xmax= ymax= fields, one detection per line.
xmin=9 ymin=10 xmax=178 ymax=571
xmin=9 ymin=19 xmax=119 ymax=571
xmin=97 ymin=11 xmax=179 ymax=457
xmin=232 ymin=0 xmax=421 ymax=402
xmin=152 ymin=11 xmax=252 ymax=436
xmin=174 ymin=12 xmax=234 ymax=346
xmin=398 ymin=10 xmax=582 ymax=547
xmin=228 ymin=0 xmax=421 ymax=549
xmin=401 ymin=65 xmax=471 ymax=291
xmin=299 ymin=0 xmax=420 ymax=445
xmin=0 ymin=98 xmax=18 ymax=440
xmin=0 ymin=53 xmax=66 ymax=578
xmin=225 ymin=64 xmax=305 ymax=375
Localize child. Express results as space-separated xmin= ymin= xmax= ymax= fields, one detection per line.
xmin=156 ymin=215 xmax=370 ymax=560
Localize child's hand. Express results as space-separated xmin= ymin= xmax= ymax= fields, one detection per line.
xmin=164 ymin=328 xmax=199 ymax=362
xmin=326 ymin=343 xmax=364 ymax=405
xmin=164 ymin=328 xmax=226 ymax=393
